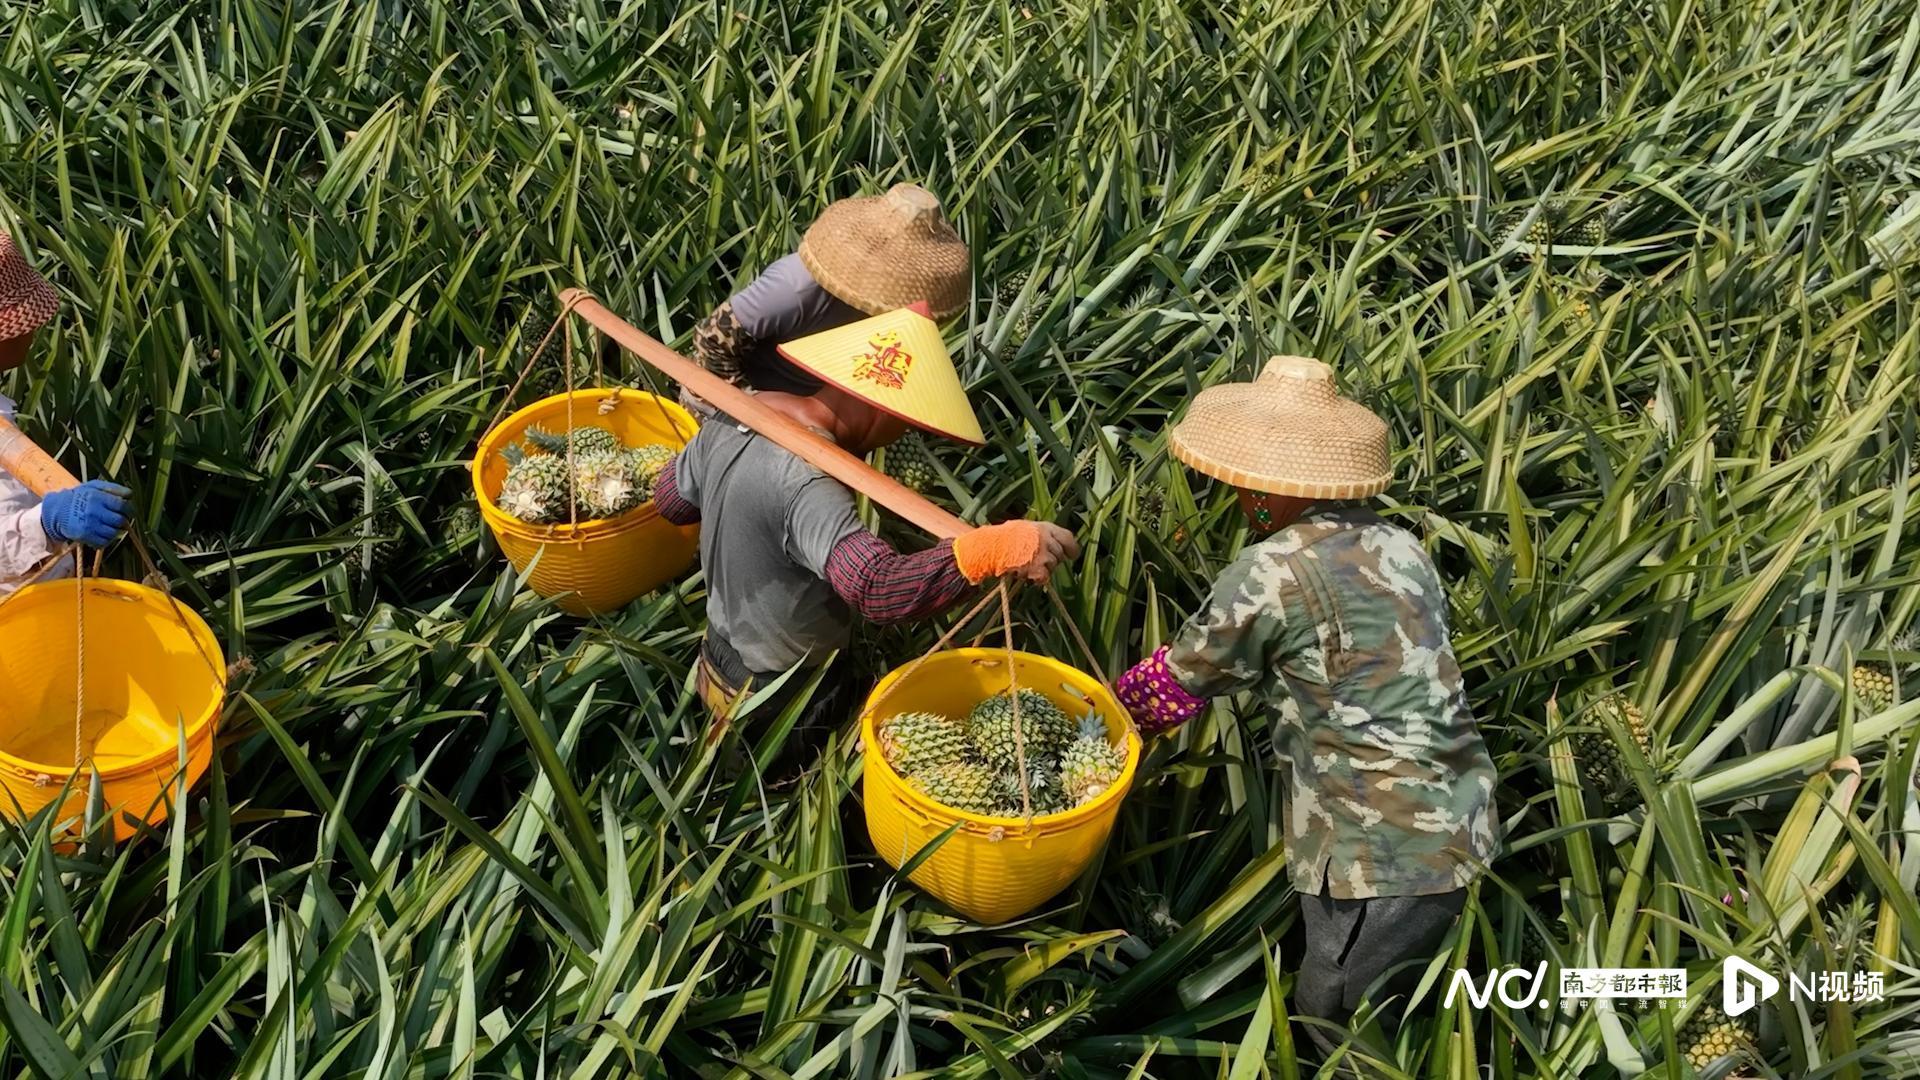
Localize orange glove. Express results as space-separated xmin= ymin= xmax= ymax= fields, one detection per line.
xmin=952 ymin=521 xmax=1080 ymax=584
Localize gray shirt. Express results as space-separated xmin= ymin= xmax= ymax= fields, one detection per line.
xmin=672 ymin=414 xmax=865 ymax=675
xmin=728 ymin=254 xmax=866 ymax=394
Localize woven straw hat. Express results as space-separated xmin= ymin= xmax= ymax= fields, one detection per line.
xmin=777 ymin=301 xmax=986 ymax=446
xmin=799 ymin=183 xmax=971 ymax=320
xmin=0 ymin=233 xmax=58 ymax=342
xmin=1169 ymin=356 xmax=1392 ymax=499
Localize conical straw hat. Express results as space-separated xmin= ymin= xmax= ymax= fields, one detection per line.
xmin=0 ymin=233 xmax=58 ymax=342
xmin=799 ymin=183 xmax=971 ymax=319
xmin=1169 ymin=356 xmax=1391 ymax=499
xmin=777 ymin=302 xmax=986 ymax=446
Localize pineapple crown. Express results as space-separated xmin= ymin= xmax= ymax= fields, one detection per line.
xmin=1893 ymin=627 xmax=1919 ymax=670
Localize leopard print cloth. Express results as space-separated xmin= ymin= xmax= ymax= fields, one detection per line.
xmin=692 ymin=301 xmax=752 ymax=386
xmin=681 ymin=300 xmax=760 ymax=417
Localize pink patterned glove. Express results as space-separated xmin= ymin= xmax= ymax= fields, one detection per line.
xmin=1116 ymin=645 xmax=1206 ymax=735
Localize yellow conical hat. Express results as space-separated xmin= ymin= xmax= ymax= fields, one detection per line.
xmin=777 ymin=302 xmax=986 ymax=446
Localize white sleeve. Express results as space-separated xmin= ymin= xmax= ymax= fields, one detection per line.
xmin=0 ymin=474 xmax=61 ymax=586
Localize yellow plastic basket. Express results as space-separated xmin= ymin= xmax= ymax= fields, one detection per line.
xmin=0 ymin=579 xmax=226 ymax=840
xmin=860 ymin=648 xmax=1141 ymax=924
xmin=473 ymin=388 xmax=701 ymax=615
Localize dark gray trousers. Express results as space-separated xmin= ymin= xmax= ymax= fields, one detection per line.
xmin=1296 ymin=887 xmax=1467 ymax=1069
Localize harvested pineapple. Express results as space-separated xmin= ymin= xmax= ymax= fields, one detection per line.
xmin=878 ymin=711 xmax=973 ymax=776
xmin=968 ymin=689 xmax=1077 ymax=770
xmin=498 ymin=452 xmax=571 ymax=524
xmin=627 ymin=443 xmax=676 ymax=501
xmin=494 ymin=427 xmax=677 ymax=525
xmin=994 ymin=765 xmax=1070 ymax=817
xmin=887 ymin=689 xmax=1126 ymax=818
xmin=1060 ymin=714 xmax=1125 ymax=805
xmin=911 ymin=760 xmax=1001 ymax=815
xmin=526 ymin=424 xmax=622 ymax=457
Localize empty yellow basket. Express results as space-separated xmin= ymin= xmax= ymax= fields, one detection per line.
xmin=473 ymin=388 xmax=701 ymax=616
xmin=0 ymin=579 xmax=226 ymax=840
xmin=860 ymin=648 xmax=1141 ymax=924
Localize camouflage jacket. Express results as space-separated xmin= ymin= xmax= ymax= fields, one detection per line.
xmin=1165 ymin=504 xmax=1498 ymax=898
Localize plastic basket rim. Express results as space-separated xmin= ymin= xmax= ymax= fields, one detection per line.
xmin=471 ymin=388 xmax=697 ymax=535
xmin=860 ymin=647 xmax=1142 ymax=832
xmin=0 ymin=578 xmax=226 ymax=781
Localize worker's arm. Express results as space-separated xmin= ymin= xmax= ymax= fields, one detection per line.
xmin=0 ymin=478 xmax=57 ymax=581
xmin=792 ymin=473 xmax=1077 ymax=624
xmin=650 ymin=458 xmax=700 ymax=526
xmin=1116 ymin=544 xmax=1315 ymax=734
xmin=823 ymin=532 xmax=971 ymax=625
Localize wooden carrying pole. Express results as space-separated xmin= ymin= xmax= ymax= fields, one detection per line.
xmin=0 ymin=414 xmax=81 ymax=498
xmin=558 ymin=289 xmax=972 ymax=542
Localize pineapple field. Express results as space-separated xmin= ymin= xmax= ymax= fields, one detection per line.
xmin=3 ymin=0 xmax=1920 ymax=1076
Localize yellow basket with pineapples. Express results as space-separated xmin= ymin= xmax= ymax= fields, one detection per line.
xmin=472 ymin=388 xmax=699 ymax=615
xmin=860 ymin=647 xmax=1141 ymax=924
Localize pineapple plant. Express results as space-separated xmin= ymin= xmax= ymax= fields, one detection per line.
xmin=570 ymin=449 xmax=639 ymax=519
xmin=1059 ymin=713 xmax=1125 ymax=805
xmin=440 ymin=502 xmax=483 ymax=541
xmin=1243 ymin=159 xmax=1284 ymax=197
xmin=968 ymin=689 xmax=1079 ymax=770
xmin=1135 ymin=477 xmax=1167 ymax=529
xmin=498 ymin=451 xmax=571 ymax=524
xmin=1073 ymin=444 xmax=1099 ymax=484
xmin=886 ymin=431 xmax=941 ymax=493
xmin=1679 ymin=1004 xmax=1754 ymax=1071
xmin=1574 ymin=692 xmax=1652 ymax=811
xmin=516 ymin=306 xmax=596 ymax=398
xmin=1852 ymin=659 xmax=1896 ymax=713
xmin=1497 ymin=197 xmax=1564 ymax=245
xmin=1849 ymin=631 xmax=1910 ymax=712
xmin=911 ymin=760 xmax=1002 ymax=815
xmin=878 ymin=711 xmax=973 ymax=776
xmin=1571 ymin=216 xmax=1606 ymax=246
xmin=994 ymin=269 xmax=1029 ymax=309
xmin=337 ymin=482 xmax=405 ymax=581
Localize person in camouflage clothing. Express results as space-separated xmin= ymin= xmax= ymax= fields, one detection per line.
xmin=678 ymin=183 xmax=971 ymax=418
xmin=1115 ymin=356 xmax=1497 ymax=1068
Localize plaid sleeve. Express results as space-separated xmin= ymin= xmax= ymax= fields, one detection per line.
xmin=823 ymin=531 xmax=971 ymax=625
xmin=650 ymin=458 xmax=700 ymax=526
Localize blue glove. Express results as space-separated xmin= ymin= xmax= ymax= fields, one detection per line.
xmin=40 ymin=480 xmax=132 ymax=548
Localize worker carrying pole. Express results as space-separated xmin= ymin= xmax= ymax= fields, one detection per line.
xmin=0 ymin=231 xmax=132 ymax=598
xmin=564 ymin=184 xmax=1078 ymax=778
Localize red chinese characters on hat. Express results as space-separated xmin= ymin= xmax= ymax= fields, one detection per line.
xmin=851 ymin=329 xmax=914 ymax=390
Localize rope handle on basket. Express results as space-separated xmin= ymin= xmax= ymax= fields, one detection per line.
xmin=1041 ymin=581 xmax=1141 ymax=739
xmin=485 ymin=290 xmax=599 ymax=433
